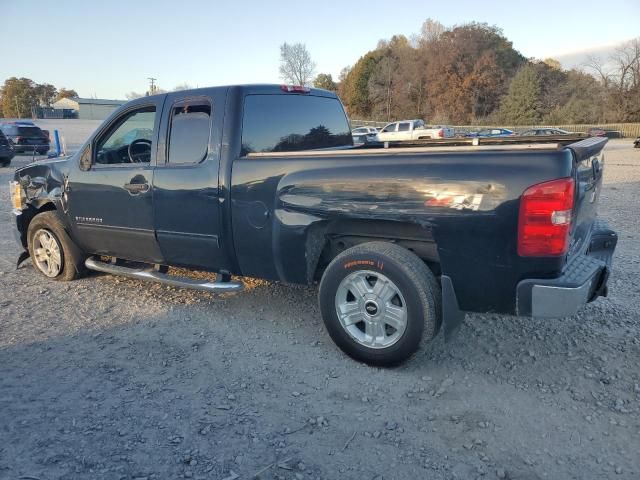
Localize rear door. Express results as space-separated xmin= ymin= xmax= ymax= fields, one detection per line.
xmin=152 ymin=90 xmax=230 ymax=270
xmin=396 ymin=122 xmax=411 ymax=140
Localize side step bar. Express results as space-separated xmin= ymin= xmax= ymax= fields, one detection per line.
xmin=84 ymin=257 xmax=243 ymax=293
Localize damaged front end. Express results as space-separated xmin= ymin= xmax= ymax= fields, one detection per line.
xmin=11 ymin=157 xmax=70 ymax=267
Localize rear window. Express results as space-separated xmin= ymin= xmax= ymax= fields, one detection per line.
xmin=17 ymin=126 xmax=44 ymax=137
xmin=241 ymin=94 xmax=351 ymax=156
xmin=167 ymin=100 xmax=211 ymax=165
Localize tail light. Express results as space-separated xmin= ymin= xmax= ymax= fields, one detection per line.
xmin=437 ymin=129 xmax=444 ymax=138
xmin=15 ymin=136 xmax=23 ymax=143
xmin=518 ymin=177 xmax=575 ymax=256
xmin=280 ymin=85 xmax=310 ymax=93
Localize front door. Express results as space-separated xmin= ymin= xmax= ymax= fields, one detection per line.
xmin=66 ymin=100 xmax=164 ymax=263
xmin=152 ymin=91 xmax=228 ymax=271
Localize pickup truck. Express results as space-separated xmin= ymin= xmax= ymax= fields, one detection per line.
xmin=11 ymin=84 xmax=617 ymax=366
xmin=376 ymin=119 xmax=454 ymax=142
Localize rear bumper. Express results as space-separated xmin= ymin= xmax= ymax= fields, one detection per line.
xmin=516 ymin=220 xmax=617 ymax=318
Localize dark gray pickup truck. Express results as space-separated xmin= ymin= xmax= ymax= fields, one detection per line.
xmin=11 ymin=84 xmax=617 ymax=365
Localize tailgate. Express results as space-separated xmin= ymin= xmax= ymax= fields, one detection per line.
xmin=566 ymin=137 xmax=608 ymax=259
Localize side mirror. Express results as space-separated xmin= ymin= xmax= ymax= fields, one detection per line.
xmin=79 ymin=145 xmax=92 ymax=171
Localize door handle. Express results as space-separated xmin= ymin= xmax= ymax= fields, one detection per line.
xmin=124 ymin=182 xmax=150 ymax=194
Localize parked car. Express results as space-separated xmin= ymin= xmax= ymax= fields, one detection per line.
xmin=0 ymin=130 xmax=15 ymax=166
xmin=0 ymin=122 xmax=50 ymax=154
xmin=377 ymin=120 xmax=454 ymax=142
xmin=586 ymin=127 xmax=607 ymax=137
xmin=634 ymin=137 xmax=640 ymax=148
xmin=352 ymin=126 xmax=379 ymax=144
xmin=11 ymin=84 xmax=617 ymax=366
xmin=465 ymin=128 xmax=515 ymax=138
xmin=520 ymin=128 xmax=572 ymax=136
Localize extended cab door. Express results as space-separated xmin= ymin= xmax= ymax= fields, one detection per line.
xmin=152 ymin=90 xmax=231 ymax=271
xmin=65 ymin=98 xmax=165 ymax=262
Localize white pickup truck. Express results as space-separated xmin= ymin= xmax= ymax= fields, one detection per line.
xmin=376 ymin=119 xmax=455 ymax=142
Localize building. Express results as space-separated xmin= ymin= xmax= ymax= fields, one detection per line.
xmin=51 ymin=97 xmax=125 ymax=120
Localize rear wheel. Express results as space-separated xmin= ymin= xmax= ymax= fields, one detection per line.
xmin=0 ymin=160 xmax=10 ymax=167
xmin=319 ymin=242 xmax=441 ymax=366
xmin=27 ymin=212 xmax=84 ymax=281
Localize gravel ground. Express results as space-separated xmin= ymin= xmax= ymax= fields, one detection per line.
xmin=0 ymin=140 xmax=638 ymax=480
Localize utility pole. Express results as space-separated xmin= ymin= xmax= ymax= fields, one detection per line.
xmin=147 ymin=77 xmax=157 ymax=95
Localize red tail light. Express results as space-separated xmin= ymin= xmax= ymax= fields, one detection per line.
xmin=518 ymin=177 xmax=575 ymax=257
xmin=437 ymin=129 xmax=444 ymax=138
xmin=280 ymin=85 xmax=310 ymax=93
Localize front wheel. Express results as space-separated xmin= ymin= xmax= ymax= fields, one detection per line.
xmin=27 ymin=211 xmax=84 ymax=281
xmin=319 ymin=242 xmax=441 ymax=366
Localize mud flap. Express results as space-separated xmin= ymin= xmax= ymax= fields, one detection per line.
xmin=441 ymin=275 xmax=465 ymax=341
xmin=16 ymin=251 xmax=30 ymax=269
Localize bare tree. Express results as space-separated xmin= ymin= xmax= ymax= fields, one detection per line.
xmin=279 ymin=42 xmax=316 ymax=86
xmin=420 ymin=18 xmax=445 ymax=44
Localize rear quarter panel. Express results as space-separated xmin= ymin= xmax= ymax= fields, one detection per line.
xmin=231 ymin=148 xmax=574 ymax=314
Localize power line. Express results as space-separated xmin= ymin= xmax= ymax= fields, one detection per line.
xmin=147 ymin=77 xmax=157 ymax=95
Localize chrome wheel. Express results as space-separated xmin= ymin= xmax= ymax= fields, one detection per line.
xmin=32 ymin=229 xmax=63 ymax=278
xmin=334 ymin=270 xmax=408 ymax=349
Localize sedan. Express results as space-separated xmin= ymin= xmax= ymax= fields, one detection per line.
xmin=352 ymin=126 xmax=379 ymax=142
xmin=0 ymin=130 xmax=15 ymax=166
xmin=586 ymin=127 xmax=607 ymax=137
xmin=465 ymin=128 xmax=515 ymax=138
xmin=520 ymin=128 xmax=572 ymax=136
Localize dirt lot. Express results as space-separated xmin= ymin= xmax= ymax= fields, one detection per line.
xmin=0 ymin=140 xmax=638 ymax=480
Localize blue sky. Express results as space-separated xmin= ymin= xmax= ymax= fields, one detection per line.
xmin=3 ymin=0 xmax=638 ymax=99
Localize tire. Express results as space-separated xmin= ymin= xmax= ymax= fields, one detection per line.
xmin=319 ymin=241 xmax=441 ymax=366
xmin=0 ymin=160 xmax=9 ymax=167
xmin=27 ymin=211 xmax=84 ymax=281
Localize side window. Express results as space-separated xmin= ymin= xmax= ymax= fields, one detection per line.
xmin=398 ymin=123 xmax=410 ymax=132
xmin=491 ymin=129 xmax=502 ymax=135
xmin=167 ymin=101 xmax=211 ymax=165
xmin=241 ymin=94 xmax=351 ymax=155
xmin=95 ymin=107 xmax=156 ymax=165
xmin=382 ymin=123 xmax=396 ymax=133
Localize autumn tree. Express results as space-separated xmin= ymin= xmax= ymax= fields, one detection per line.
xmin=279 ymin=42 xmax=316 ymax=86
xmin=313 ymin=73 xmax=337 ymax=91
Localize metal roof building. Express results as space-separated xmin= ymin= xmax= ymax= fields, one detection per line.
xmin=52 ymin=97 xmax=125 ymax=120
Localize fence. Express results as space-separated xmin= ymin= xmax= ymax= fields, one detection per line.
xmin=351 ymin=121 xmax=640 ymax=138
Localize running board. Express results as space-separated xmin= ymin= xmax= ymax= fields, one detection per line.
xmin=84 ymin=257 xmax=243 ymax=293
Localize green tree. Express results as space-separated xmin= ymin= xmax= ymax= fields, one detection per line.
xmin=498 ymin=64 xmax=543 ymax=124
xmin=0 ymin=77 xmax=37 ymax=118
xmin=34 ymin=83 xmax=57 ymax=106
xmin=339 ymin=50 xmax=383 ymax=118
xmin=55 ymin=88 xmax=79 ymax=101
xmin=313 ymin=73 xmax=337 ymax=91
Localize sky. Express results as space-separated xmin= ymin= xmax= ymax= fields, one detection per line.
xmin=2 ymin=0 xmax=639 ymax=99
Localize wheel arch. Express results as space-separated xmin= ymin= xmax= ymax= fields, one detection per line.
xmin=308 ymin=219 xmax=441 ymax=283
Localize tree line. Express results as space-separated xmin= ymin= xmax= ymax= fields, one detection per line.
xmin=287 ymin=20 xmax=639 ymax=125
xmin=0 ymin=77 xmax=78 ymax=118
